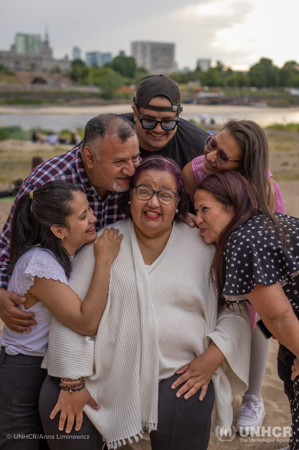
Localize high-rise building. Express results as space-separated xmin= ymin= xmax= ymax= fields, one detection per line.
xmin=86 ymin=51 xmax=112 ymax=68
xmin=196 ymin=59 xmax=211 ymax=72
xmin=15 ymin=33 xmax=42 ymax=54
xmin=0 ymin=31 xmax=70 ymax=73
xmin=131 ymin=41 xmax=177 ymax=74
xmin=73 ymin=46 xmax=81 ymax=61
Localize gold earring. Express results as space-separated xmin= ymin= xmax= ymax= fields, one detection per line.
xmin=61 ymin=236 xmax=64 ymax=242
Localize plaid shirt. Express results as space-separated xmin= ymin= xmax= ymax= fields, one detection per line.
xmin=0 ymin=145 xmax=127 ymax=289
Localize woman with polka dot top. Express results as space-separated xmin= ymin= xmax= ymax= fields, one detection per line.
xmin=183 ymin=119 xmax=285 ymax=433
xmin=194 ymin=170 xmax=299 ymax=450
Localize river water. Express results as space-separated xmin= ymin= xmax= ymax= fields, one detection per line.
xmin=0 ymin=104 xmax=298 ymax=131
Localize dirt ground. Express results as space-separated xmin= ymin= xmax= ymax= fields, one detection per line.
xmin=0 ymin=137 xmax=298 ymax=450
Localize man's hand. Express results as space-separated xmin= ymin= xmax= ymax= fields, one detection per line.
xmin=183 ymin=213 xmax=197 ymax=229
xmin=50 ymin=388 xmax=100 ymax=433
xmin=0 ymin=288 xmax=36 ymax=333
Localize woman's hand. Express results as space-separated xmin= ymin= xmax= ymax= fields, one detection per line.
xmin=50 ymin=388 xmax=100 ymax=433
xmin=291 ymin=358 xmax=299 ymax=381
xmin=183 ymin=213 xmax=197 ymax=229
xmin=171 ymin=342 xmax=225 ymax=401
xmin=93 ymin=227 xmax=123 ymax=263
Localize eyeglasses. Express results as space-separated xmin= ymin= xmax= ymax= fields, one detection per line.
xmin=135 ymin=185 xmax=178 ymax=205
xmin=205 ymin=135 xmax=242 ymax=166
xmin=136 ymin=109 xmax=179 ymax=131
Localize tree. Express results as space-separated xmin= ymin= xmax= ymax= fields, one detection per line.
xmin=279 ymin=60 xmax=299 ymax=87
xmin=71 ymin=59 xmax=89 ymax=83
xmin=109 ymin=56 xmax=137 ymax=79
xmin=200 ymin=67 xmax=224 ymax=87
xmin=98 ymin=71 xmax=124 ymax=99
xmin=249 ymin=58 xmax=279 ymax=88
xmin=227 ymin=72 xmax=251 ymax=87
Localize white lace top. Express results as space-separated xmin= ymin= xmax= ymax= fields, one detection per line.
xmin=0 ymin=247 xmax=69 ymax=357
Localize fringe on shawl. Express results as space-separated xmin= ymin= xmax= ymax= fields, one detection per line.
xmin=105 ymin=423 xmax=158 ymax=450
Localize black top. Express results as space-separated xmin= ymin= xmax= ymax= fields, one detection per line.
xmin=120 ymin=113 xmax=207 ymax=170
xmin=223 ymin=212 xmax=299 ymax=313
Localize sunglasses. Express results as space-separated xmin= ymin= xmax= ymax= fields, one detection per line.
xmin=136 ymin=109 xmax=179 ymax=131
xmin=205 ymin=135 xmax=242 ymax=166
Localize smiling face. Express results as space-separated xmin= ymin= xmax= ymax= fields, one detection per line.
xmin=194 ymin=189 xmax=234 ymax=244
xmin=130 ymin=169 xmax=179 ymax=238
xmin=58 ymin=190 xmax=97 ymax=255
xmin=82 ymin=133 xmax=140 ymax=198
xmin=133 ymin=97 xmax=179 ymax=152
xmin=202 ymin=128 xmax=243 ymax=175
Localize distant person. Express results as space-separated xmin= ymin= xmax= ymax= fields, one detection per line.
xmin=31 ymin=157 xmax=43 ymax=171
xmin=58 ymin=133 xmax=67 ymax=145
xmin=70 ymin=132 xmax=81 ymax=146
xmin=200 ymin=113 xmax=209 ymax=126
xmin=121 ymin=74 xmax=207 ymax=170
xmin=31 ymin=130 xmax=42 ymax=143
xmin=46 ymin=131 xmax=58 ymax=146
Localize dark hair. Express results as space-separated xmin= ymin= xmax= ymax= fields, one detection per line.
xmin=82 ymin=113 xmax=136 ymax=152
xmin=8 ymin=181 xmax=81 ymax=278
xmin=118 ymin=155 xmax=189 ymax=222
xmin=195 ymin=171 xmax=259 ymax=313
xmin=221 ymin=119 xmax=273 ymax=220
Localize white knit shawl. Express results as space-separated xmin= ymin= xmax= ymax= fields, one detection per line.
xmin=43 ymin=220 xmax=251 ymax=449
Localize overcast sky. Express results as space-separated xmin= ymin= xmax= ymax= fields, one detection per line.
xmin=1 ymin=0 xmax=298 ymax=70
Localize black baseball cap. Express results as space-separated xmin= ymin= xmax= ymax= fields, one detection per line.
xmin=133 ymin=74 xmax=183 ymax=113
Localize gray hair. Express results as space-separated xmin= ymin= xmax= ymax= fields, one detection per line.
xmin=82 ymin=113 xmax=136 ymax=160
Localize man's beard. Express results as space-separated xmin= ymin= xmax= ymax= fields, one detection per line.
xmin=112 ymin=178 xmax=130 ymax=193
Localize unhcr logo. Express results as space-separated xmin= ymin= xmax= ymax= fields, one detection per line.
xmin=215 ymin=425 xmax=236 ymax=441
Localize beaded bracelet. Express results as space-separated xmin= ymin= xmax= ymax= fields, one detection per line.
xmin=59 ymin=377 xmax=85 ymax=393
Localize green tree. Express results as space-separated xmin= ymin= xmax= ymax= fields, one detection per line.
xmin=108 ymin=56 xmax=137 ymax=79
xmin=200 ymin=67 xmax=224 ymax=87
xmin=98 ymin=71 xmax=124 ymax=99
xmin=249 ymin=58 xmax=279 ymax=87
xmin=227 ymin=71 xmax=251 ymax=87
xmin=134 ymin=67 xmax=149 ymax=86
xmin=279 ymin=60 xmax=299 ymax=87
xmin=71 ymin=59 xmax=89 ymax=83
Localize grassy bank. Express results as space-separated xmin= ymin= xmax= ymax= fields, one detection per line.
xmin=0 ymin=123 xmax=298 ymax=185
xmin=0 ymin=126 xmax=84 ymax=142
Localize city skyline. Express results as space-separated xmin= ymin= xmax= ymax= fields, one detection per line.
xmin=1 ymin=0 xmax=298 ymax=71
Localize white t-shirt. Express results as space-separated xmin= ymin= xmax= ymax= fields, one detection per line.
xmin=0 ymin=247 xmax=69 ymax=357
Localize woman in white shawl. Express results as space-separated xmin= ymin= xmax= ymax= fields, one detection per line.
xmin=40 ymin=156 xmax=251 ymax=450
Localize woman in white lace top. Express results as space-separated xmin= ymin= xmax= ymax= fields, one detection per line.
xmin=0 ymin=180 xmax=122 ymax=450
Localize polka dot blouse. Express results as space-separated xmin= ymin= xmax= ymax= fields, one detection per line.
xmin=223 ymin=212 xmax=299 ymax=308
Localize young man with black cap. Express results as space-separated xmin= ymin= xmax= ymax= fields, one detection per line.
xmin=121 ymin=74 xmax=208 ymax=170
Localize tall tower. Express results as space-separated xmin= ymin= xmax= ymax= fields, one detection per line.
xmin=42 ymin=26 xmax=52 ymax=57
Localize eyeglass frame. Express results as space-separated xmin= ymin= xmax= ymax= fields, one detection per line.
xmin=136 ymin=108 xmax=179 ymax=131
xmin=205 ymin=134 xmax=242 ymax=165
xmin=134 ymin=185 xmax=179 ymax=205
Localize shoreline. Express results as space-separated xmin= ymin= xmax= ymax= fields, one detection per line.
xmin=0 ymin=104 xmax=299 ymax=116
